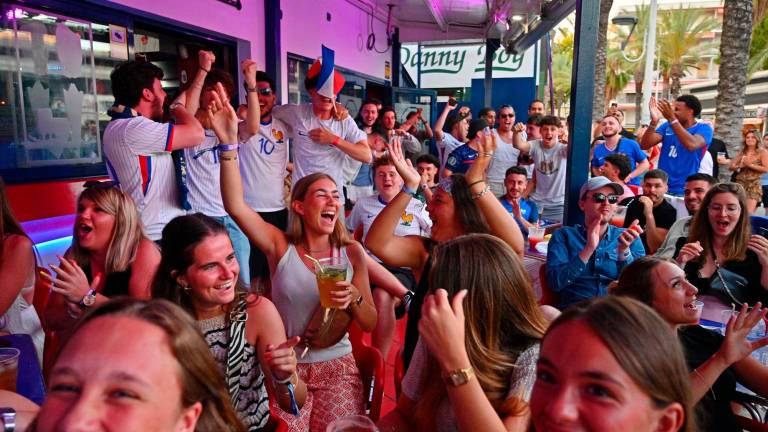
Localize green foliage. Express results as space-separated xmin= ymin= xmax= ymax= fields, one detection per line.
xmin=749 ymin=14 xmax=768 ymax=73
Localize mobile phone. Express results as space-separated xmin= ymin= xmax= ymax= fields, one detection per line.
xmin=448 ymin=98 xmax=457 ymax=107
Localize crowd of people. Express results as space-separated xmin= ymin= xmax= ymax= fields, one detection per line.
xmin=0 ymin=49 xmax=768 ymax=432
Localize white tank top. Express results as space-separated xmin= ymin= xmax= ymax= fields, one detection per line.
xmin=271 ymin=244 xmax=352 ymax=363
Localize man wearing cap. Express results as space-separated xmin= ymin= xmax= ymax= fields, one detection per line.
xmin=271 ymin=47 xmax=371 ymax=204
xmin=546 ymin=177 xmax=646 ymax=309
xmin=442 ymin=118 xmax=489 ymax=177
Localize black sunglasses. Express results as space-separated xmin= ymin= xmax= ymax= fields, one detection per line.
xmin=591 ymin=193 xmax=619 ymax=204
xmin=499 ymin=114 xmax=515 ymax=119
xmin=257 ymin=87 xmax=272 ymax=96
xmin=83 ymin=180 xmax=119 ymax=189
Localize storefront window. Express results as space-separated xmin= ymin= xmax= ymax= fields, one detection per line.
xmin=0 ymin=5 xmax=123 ymax=182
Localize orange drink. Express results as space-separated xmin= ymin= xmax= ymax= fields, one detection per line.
xmin=315 ymin=257 xmax=348 ymax=308
xmin=0 ymin=348 xmax=19 ymax=392
xmin=528 ymin=226 xmax=546 ymax=252
xmin=611 ymin=205 xmax=628 ymax=228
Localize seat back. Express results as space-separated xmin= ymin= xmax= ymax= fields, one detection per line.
xmin=538 ymin=263 xmax=560 ymax=307
xmin=348 ymin=322 xmax=385 ymax=421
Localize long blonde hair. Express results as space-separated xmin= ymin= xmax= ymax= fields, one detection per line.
xmin=415 ymin=234 xmax=547 ymax=428
xmin=287 ymin=173 xmax=352 ymax=248
xmin=687 ymin=182 xmax=751 ymax=264
xmin=70 ymin=186 xmax=145 ymax=274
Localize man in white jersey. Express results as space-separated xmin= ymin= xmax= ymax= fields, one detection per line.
xmin=513 ymin=115 xmax=568 ymax=222
xmin=346 ymin=155 xmax=431 ymax=358
xmin=271 ymin=52 xmax=371 ymax=208
xmin=240 ymin=71 xmax=291 ymax=289
xmin=182 ymin=55 xmax=260 ymax=287
xmin=103 ymin=60 xmax=204 ymax=241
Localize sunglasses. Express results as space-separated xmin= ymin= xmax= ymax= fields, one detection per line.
xmin=590 ymin=193 xmax=619 ymax=204
xmin=499 ymin=114 xmax=515 ymax=119
xmin=83 ymin=180 xmax=119 ymax=189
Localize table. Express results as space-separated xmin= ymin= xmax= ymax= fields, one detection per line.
xmin=0 ymin=334 xmax=45 ymax=405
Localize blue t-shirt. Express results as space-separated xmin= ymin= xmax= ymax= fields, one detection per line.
xmin=445 ymin=144 xmax=479 ymax=174
xmin=591 ymin=137 xmax=648 ymax=186
xmin=656 ymin=121 xmax=713 ymax=195
xmin=500 ymin=197 xmax=539 ymax=234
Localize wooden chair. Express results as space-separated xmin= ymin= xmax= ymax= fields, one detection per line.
xmin=538 ymin=263 xmax=560 ymax=307
xmin=348 ymin=322 xmax=386 ymax=421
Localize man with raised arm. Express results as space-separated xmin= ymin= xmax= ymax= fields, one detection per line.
xmin=271 ymin=47 xmax=371 ymax=207
xmin=103 ymin=60 xmax=205 ymax=241
xmin=433 ymin=99 xmax=469 ymax=174
xmin=640 ymin=95 xmax=713 ymax=196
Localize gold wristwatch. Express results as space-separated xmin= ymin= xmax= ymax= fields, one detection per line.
xmin=442 ymin=367 xmax=475 ymax=387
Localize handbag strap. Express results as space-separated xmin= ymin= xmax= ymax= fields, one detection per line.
xmin=713 ymin=258 xmax=744 ymax=307
xmin=226 ymin=293 xmax=249 ymax=407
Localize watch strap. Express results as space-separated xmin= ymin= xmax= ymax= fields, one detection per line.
xmin=442 ymin=366 xmax=475 ymax=387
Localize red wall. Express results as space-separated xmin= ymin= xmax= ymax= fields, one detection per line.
xmin=7 ymin=178 xmax=107 ymax=222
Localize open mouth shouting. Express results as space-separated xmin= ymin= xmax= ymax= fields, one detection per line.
xmin=320 ymin=209 xmax=337 ymax=226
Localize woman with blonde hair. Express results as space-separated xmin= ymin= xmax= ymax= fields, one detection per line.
xmin=43 ymin=181 xmax=160 ymax=331
xmin=34 ymin=297 xmax=246 ymax=431
xmin=210 ymin=83 xmax=376 ymax=431
xmin=730 ymin=129 xmax=768 ymax=213
xmin=0 ymin=176 xmax=43 ymax=360
xmin=378 ymin=233 xmax=546 ymax=431
xmin=673 ymin=183 xmax=768 ymax=305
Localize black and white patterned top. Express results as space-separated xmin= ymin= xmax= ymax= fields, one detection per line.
xmin=198 ymin=314 xmax=270 ymax=431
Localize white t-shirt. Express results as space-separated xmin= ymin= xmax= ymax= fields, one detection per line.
xmin=346 ymin=194 xmax=431 ymax=262
xmin=698 ymin=150 xmax=713 ymax=175
xmin=488 ymin=130 xmax=521 ymax=183
xmin=240 ymin=118 xmax=290 ymax=212
xmin=437 ymin=132 xmax=464 ymax=173
xmin=272 ymin=104 xmax=367 ymax=204
xmin=529 ymin=140 xmax=568 ymax=208
xmin=103 ymin=116 xmax=185 ymax=240
xmin=184 ymin=131 xmax=226 ymax=217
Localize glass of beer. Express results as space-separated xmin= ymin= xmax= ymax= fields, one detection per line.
xmin=0 ymin=348 xmax=20 ymax=392
xmin=316 ymin=257 xmax=349 ymax=309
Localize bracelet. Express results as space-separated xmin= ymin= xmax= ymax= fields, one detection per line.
xmin=402 ymin=184 xmax=418 ymax=197
xmin=471 ymin=185 xmax=491 ymax=200
xmin=273 ymin=372 xmax=297 ymax=385
xmin=332 ymin=136 xmax=341 ymax=146
xmin=218 ymin=143 xmax=239 ymax=152
xmin=219 ymin=155 xmax=238 ymax=161
xmin=479 ymin=152 xmax=494 ymax=157
xmin=200 ymin=66 xmax=210 ymax=73
xmin=468 ymin=179 xmax=485 ymax=188
xmin=669 ymin=119 xmax=680 ymax=126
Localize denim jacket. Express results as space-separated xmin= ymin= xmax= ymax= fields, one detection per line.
xmin=546 ymin=225 xmax=646 ymax=309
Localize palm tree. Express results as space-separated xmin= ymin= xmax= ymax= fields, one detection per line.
xmin=714 ymin=0 xmax=754 ymax=160
xmin=593 ymin=0 xmax=615 ymax=121
xmin=605 ymin=45 xmax=632 ymax=105
xmin=656 ymin=6 xmax=720 ymax=99
xmin=551 ymin=26 xmax=574 ymax=115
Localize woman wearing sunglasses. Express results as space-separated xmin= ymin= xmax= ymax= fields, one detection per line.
xmin=545 ymin=176 xmax=645 ymax=309
xmin=365 ymin=133 xmax=525 ymax=370
xmin=672 ymin=182 xmax=768 ymax=306
xmin=43 ymin=182 xmax=160 ymax=332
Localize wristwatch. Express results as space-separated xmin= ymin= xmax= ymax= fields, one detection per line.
xmin=0 ymin=407 xmax=15 ymax=432
xmin=442 ymin=367 xmax=475 ymax=387
xmin=79 ymin=289 xmax=97 ymax=309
